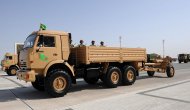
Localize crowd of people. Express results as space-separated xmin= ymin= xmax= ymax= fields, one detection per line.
xmin=70 ymin=40 xmax=105 ymax=47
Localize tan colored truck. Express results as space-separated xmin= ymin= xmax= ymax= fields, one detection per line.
xmin=1 ymin=53 xmax=19 ymax=76
xmin=16 ymin=30 xmax=175 ymax=97
xmin=1 ymin=43 xmax=23 ymax=76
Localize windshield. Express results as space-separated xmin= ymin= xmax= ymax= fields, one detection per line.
xmin=23 ymin=34 xmax=36 ymax=49
xmin=5 ymin=56 xmax=12 ymax=60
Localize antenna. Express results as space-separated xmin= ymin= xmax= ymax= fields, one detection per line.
xmin=119 ymin=36 xmax=122 ymax=48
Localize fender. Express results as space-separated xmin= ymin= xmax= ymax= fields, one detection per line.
xmin=15 ymin=65 xmax=20 ymax=69
xmin=43 ymin=60 xmax=75 ymax=77
xmin=9 ymin=65 xmax=20 ymax=70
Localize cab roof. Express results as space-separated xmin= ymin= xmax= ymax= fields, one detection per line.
xmin=5 ymin=53 xmax=16 ymax=56
xmin=31 ymin=30 xmax=69 ymax=36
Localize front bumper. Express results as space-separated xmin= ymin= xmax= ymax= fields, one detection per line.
xmin=16 ymin=70 xmax=36 ymax=82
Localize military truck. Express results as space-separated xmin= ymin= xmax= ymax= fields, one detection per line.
xmin=1 ymin=53 xmax=19 ymax=75
xmin=1 ymin=43 xmax=23 ymax=76
xmin=178 ymin=54 xmax=188 ymax=63
xmin=16 ymin=29 xmax=174 ymax=97
xmin=187 ymin=54 xmax=190 ymax=62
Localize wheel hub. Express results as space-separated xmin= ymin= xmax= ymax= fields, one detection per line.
xmin=127 ymin=70 xmax=134 ymax=81
xmin=170 ymin=68 xmax=174 ymax=76
xmin=53 ymin=77 xmax=66 ymax=92
xmin=11 ymin=69 xmax=16 ymax=75
xmin=111 ymin=71 xmax=119 ymax=84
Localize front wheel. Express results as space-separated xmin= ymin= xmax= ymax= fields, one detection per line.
xmin=8 ymin=66 xmax=18 ymax=76
xmin=31 ymin=77 xmax=44 ymax=91
xmin=166 ymin=66 xmax=175 ymax=78
xmin=45 ymin=70 xmax=72 ymax=97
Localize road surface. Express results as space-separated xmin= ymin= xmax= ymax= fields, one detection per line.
xmin=0 ymin=63 xmax=190 ymax=110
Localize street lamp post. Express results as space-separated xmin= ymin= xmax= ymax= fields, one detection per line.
xmin=163 ymin=40 xmax=165 ymax=58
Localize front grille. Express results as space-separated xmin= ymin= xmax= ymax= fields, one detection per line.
xmin=20 ymin=61 xmax=27 ymax=69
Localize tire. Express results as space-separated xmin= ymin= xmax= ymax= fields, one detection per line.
xmin=122 ymin=66 xmax=136 ymax=85
xmin=8 ymin=66 xmax=18 ymax=76
xmin=84 ymin=77 xmax=99 ymax=84
xmin=184 ymin=60 xmax=188 ymax=63
xmin=179 ymin=61 xmax=181 ymax=63
xmin=147 ymin=71 xmax=155 ymax=77
xmin=45 ymin=70 xmax=72 ymax=97
xmin=103 ymin=67 xmax=121 ymax=88
xmin=31 ymin=77 xmax=44 ymax=91
xmin=166 ymin=66 xmax=175 ymax=78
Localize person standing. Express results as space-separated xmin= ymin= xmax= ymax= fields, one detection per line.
xmin=78 ymin=40 xmax=85 ymax=47
xmin=90 ymin=40 xmax=96 ymax=46
xmin=100 ymin=41 xmax=105 ymax=47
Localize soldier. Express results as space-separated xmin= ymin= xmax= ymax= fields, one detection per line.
xmin=70 ymin=40 xmax=74 ymax=47
xmin=100 ymin=41 xmax=105 ymax=47
xmin=90 ymin=40 xmax=96 ymax=46
xmin=78 ymin=40 xmax=85 ymax=47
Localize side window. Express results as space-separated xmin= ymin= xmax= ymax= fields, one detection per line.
xmin=44 ymin=36 xmax=55 ymax=47
xmin=37 ymin=35 xmax=55 ymax=47
xmin=9 ymin=56 xmax=12 ymax=60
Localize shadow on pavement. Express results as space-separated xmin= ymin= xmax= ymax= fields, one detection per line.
xmin=137 ymin=75 xmax=169 ymax=80
xmin=0 ymin=74 xmax=170 ymax=103
xmin=0 ymin=81 xmax=108 ymax=103
xmin=0 ymin=87 xmax=51 ymax=102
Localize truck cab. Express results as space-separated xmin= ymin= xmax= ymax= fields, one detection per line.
xmin=1 ymin=53 xmax=19 ymax=75
xmin=17 ymin=30 xmax=75 ymax=95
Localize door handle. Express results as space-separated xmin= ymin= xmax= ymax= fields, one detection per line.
xmin=36 ymin=50 xmax=44 ymax=52
xmin=38 ymin=50 xmax=44 ymax=52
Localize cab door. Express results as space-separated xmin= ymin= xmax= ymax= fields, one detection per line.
xmin=33 ymin=35 xmax=62 ymax=69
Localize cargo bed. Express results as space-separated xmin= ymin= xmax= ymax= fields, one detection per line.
xmin=70 ymin=46 xmax=147 ymax=65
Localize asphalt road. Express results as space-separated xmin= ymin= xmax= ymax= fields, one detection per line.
xmin=0 ymin=62 xmax=190 ymax=110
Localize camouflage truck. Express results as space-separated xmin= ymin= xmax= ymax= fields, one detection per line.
xmin=1 ymin=53 xmax=19 ymax=75
xmin=178 ymin=54 xmax=188 ymax=63
xmin=16 ymin=29 xmax=174 ymax=97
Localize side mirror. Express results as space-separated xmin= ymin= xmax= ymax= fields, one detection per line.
xmin=36 ymin=44 xmax=43 ymax=52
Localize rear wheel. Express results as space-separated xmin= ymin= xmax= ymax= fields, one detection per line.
xmin=147 ymin=71 xmax=155 ymax=77
xmin=8 ymin=66 xmax=18 ymax=76
xmin=166 ymin=66 xmax=175 ymax=78
xmin=45 ymin=70 xmax=71 ymax=97
xmin=122 ymin=66 xmax=136 ymax=85
xmin=103 ymin=67 xmax=121 ymax=88
xmin=31 ymin=77 xmax=44 ymax=91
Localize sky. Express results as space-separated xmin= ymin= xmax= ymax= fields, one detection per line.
xmin=0 ymin=0 xmax=190 ymax=60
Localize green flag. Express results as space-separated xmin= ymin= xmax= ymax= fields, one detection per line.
xmin=40 ymin=24 xmax=46 ymax=30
